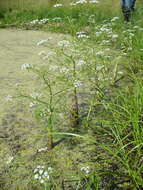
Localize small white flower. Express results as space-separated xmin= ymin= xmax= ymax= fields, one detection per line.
xmin=39 ymin=170 xmax=43 ymax=175
xmin=29 ymin=102 xmax=36 ymax=108
xmin=5 ymin=95 xmax=13 ymax=102
xmin=133 ymin=25 xmax=139 ymax=29
xmin=58 ymin=40 xmax=70 ymax=47
xmin=21 ymin=63 xmax=32 ymax=70
xmin=38 ymin=147 xmax=48 ymax=152
xmin=6 ymin=156 xmax=14 ymax=164
xmin=40 ymin=179 xmax=45 ymax=184
xmin=80 ymin=166 xmax=90 ymax=174
xmin=49 ymin=65 xmax=59 ymax=71
xmin=95 ymin=31 xmax=102 ymax=37
xmin=100 ymin=40 xmax=110 ymax=45
xmin=89 ymin=0 xmax=99 ymax=3
xmin=38 ymin=51 xmax=46 ymax=56
xmin=96 ymin=65 xmax=104 ymax=71
xmin=52 ymin=17 xmax=62 ymax=21
xmin=34 ymin=169 xmax=38 ymax=173
xmin=127 ymin=47 xmax=132 ymax=51
xmin=43 ymin=171 xmax=48 ymax=177
xmin=111 ymin=17 xmax=119 ymax=22
xmin=37 ymin=39 xmax=48 ymax=46
xmin=77 ymin=60 xmax=86 ymax=66
xmin=38 ymin=18 xmax=49 ymax=24
xmin=129 ymin=33 xmax=134 ymax=37
xmin=112 ymin=34 xmax=118 ymax=39
xmin=75 ymin=0 xmax=87 ymax=4
xmin=96 ymin=50 xmax=104 ymax=55
xmin=70 ymin=2 xmax=77 ymax=6
xmin=73 ymin=80 xmax=82 ymax=88
xmin=118 ymin=71 xmax=123 ymax=75
xmin=30 ymin=19 xmax=39 ymax=25
xmin=53 ymin=3 xmax=63 ymax=7
xmin=76 ymin=32 xmax=89 ymax=39
xmin=34 ymin=174 xmax=39 ymax=179
xmin=30 ymin=92 xmax=41 ymax=99
xmin=59 ymin=67 xmax=69 ymax=73
xmin=48 ymin=167 xmax=53 ymax=172
xmin=42 ymin=51 xmax=56 ymax=60
xmin=37 ymin=165 xmax=45 ymax=169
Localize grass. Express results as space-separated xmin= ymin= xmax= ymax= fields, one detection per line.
xmin=0 ymin=0 xmax=143 ymax=189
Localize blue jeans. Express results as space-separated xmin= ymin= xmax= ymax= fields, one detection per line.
xmin=122 ymin=0 xmax=136 ymax=9
xmin=121 ymin=0 xmax=136 ymax=22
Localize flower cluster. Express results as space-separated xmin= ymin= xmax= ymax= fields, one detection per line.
xmin=30 ymin=18 xmax=49 ymax=25
xmin=76 ymin=32 xmax=89 ymax=39
xmin=73 ymin=80 xmax=82 ymax=88
xmin=80 ymin=166 xmax=90 ymax=174
xmin=37 ymin=39 xmax=48 ymax=46
xmin=21 ymin=63 xmax=32 ymax=70
xmin=34 ymin=165 xmax=53 ymax=184
xmin=58 ymin=40 xmax=70 ymax=47
xmin=70 ymin=0 xmax=98 ymax=6
xmin=5 ymin=95 xmax=13 ymax=102
xmin=76 ymin=59 xmax=86 ymax=66
xmin=53 ymin=4 xmax=63 ymax=8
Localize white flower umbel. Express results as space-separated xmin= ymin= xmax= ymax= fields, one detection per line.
xmin=112 ymin=34 xmax=118 ymax=39
xmin=6 ymin=156 xmax=14 ymax=164
xmin=111 ymin=17 xmax=119 ymax=22
xmin=37 ymin=39 xmax=48 ymax=46
xmin=37 ymin=165 xmax=45 ymax=169
xmin=30 ymin=19 xmax=39 ymax=25
xmin=89 ymin=0 xmax=99 ymax=3
xmin=80 ymin=166 xmax=90 ymax=174
xmin=49 ymin=65 xmax=59 ymax=71
xmin=38 ymin=18 xmax=49 ymax=24
xmin=21 ymin=63 xmax=32 ymax=70
xmin=39 ymin=169 xmax=44 ymax=175
xmin=59 ymin=67 xmax=69 ymax=74
xmin=96 ymin=65 xmax=104 ymax=71
xmin=38 ymin=147 xmax=48 ymax=152
xmin=75 ymin=0 xmax=87 ymax=4
xmin=42 ymin=51 xmax=56 ymax=60
xmin=29 ymin=102 xmax=36 ymax=108
xmin=76 ymin=60 xmax=86 ymax=66
xmin=58 ymin=40 xmax=70 ymax=47
xmin=96 ymin=50 xmax=104 ymax=55
xmin=5 ymin=95 xmax=13 ymax=102
xmin=76 ymin=32 xmax=89 ymax=39
xmin=52 ymin=17 xmax=62 ymax=21
xmin=30 ymin=92 xmax=42 ymax=99
xmin=34 ymin=165 xmax=53 ymax=184
xmin=95 ymin=31 xmax=102 ymax=37
xmin=53 ymin=3 xmax=63 ymax=7
xmin=73 ymin=80 xmax=82 ymax=88
xmin=40 ymin=179 xmax=45 ymax=184
xmin=38 ymin=51 xmax=46 ymax=56
xmin=34 ymin=174 xmax=39 ymax=179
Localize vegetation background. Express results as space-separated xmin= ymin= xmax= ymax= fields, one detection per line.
xmin=0 ymin=0 xmax=143 ymax=190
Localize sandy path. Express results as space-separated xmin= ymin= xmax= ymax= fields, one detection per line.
xmin=0 ymin=29 xmax=68 ymax=119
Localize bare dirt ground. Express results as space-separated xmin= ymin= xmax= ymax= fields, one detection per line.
xmin=0 ymin=29 xmax=71 ymax=182
xmin=0 ymin=29 xmax=68 ymax=121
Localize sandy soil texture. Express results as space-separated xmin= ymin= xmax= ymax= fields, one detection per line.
xmin=0 ymin=29 xmax=68 ymax=120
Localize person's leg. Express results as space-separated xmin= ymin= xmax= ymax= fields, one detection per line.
xmin=131 ymin=0 xmax=136 ymax=11
xmin=122 ymin=0 xmax=132 ymax=22
xmin=122 ymin=0 xmax=136 ymax=22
